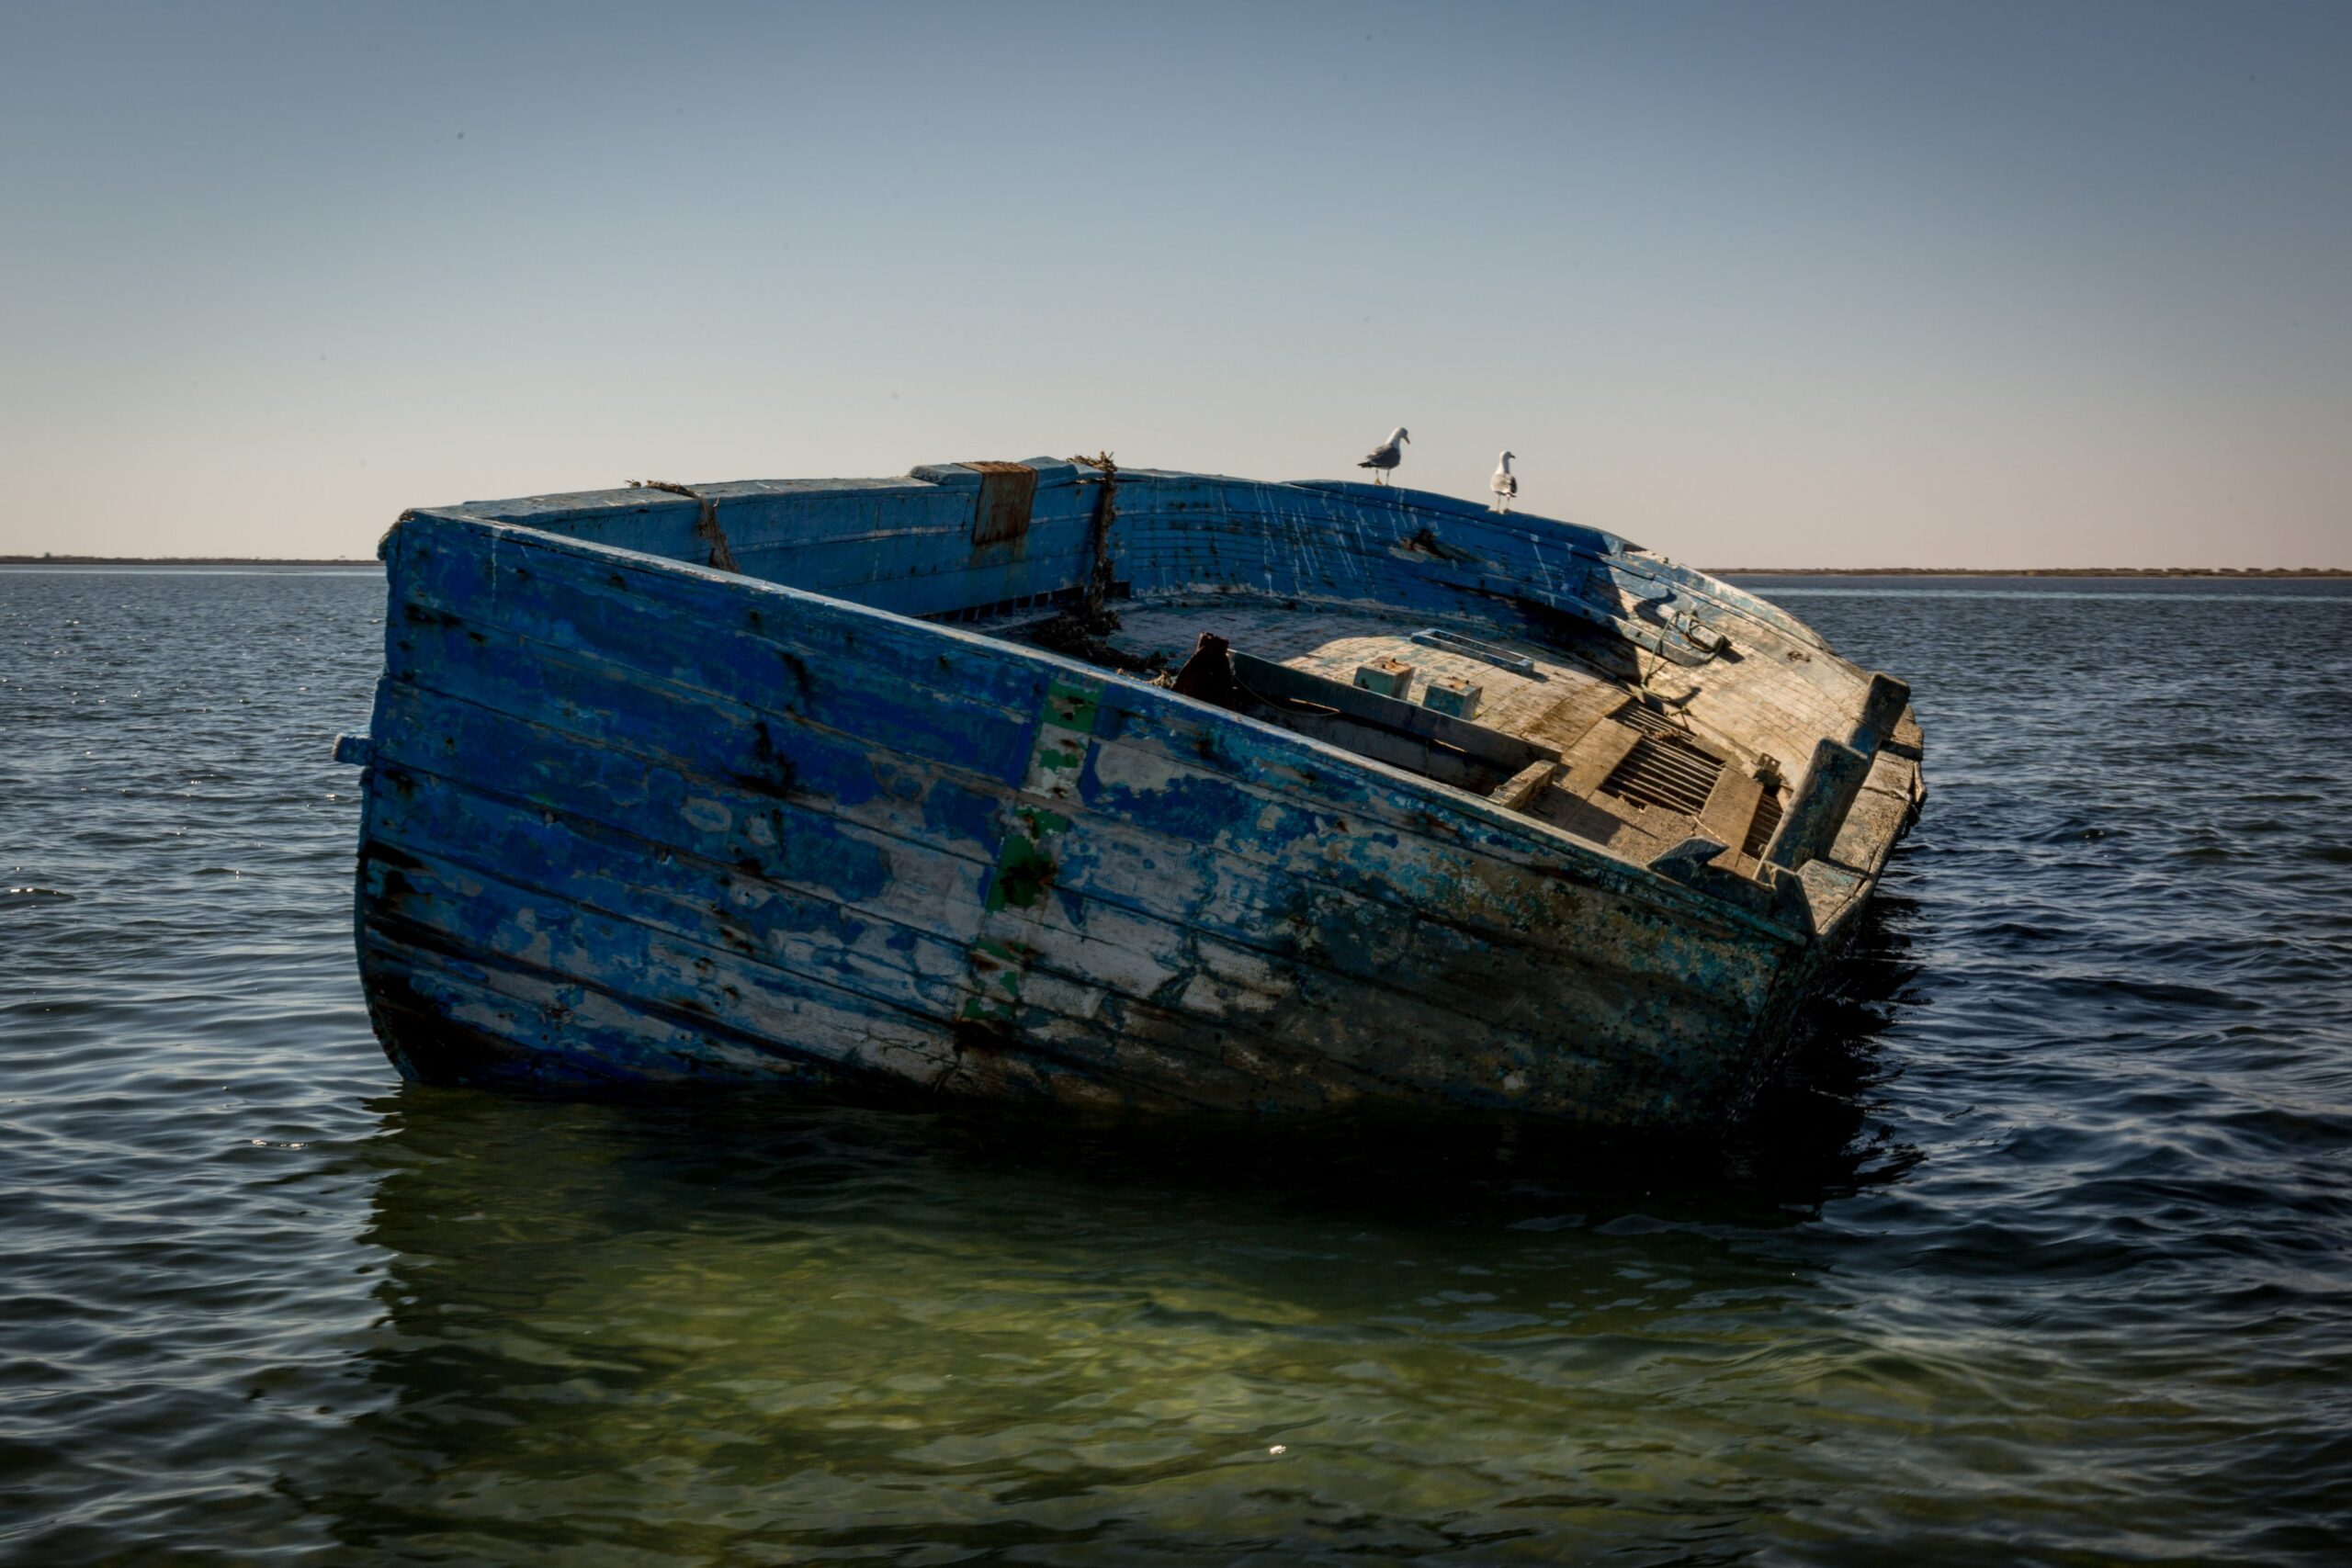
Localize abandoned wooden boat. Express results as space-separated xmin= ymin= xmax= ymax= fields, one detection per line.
xmin=335 ymin=458 xmax=1925 ymax=1132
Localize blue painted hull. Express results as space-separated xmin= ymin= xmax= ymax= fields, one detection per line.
xmin=343 ymin=463 xmax=1922 ymax=1131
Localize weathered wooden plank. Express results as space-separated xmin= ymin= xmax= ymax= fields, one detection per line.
xmin=1827 ymin=750 xmax=1923 ymax=884
xmin=1488 ymin=761 xmax=1558 ymax=813
xmin=367 ymin=680 xmax=1773 ymax=1071
xmin=1763 ymin=739 xmax=1874 ymax=874
xmin=362 ymin=851 xmax=1255 ymax=1106
xmin=390 ymin=530 xmax=1049 ymax=784
xmin=1558 ymin=718 xmax=1644 ymax=796
xmin=362 ymin=928 xmax=953 ymax=1091
xmin=368 ymin=852 xmax=959 ymax=1064
xmin=1697 ymin=766 xmax=1765 ymax=861
xmin=367 ymin=779 xmax=983 ymax=1010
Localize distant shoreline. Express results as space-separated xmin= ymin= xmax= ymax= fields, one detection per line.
xmin=1713 ymin=566 xmax=2351 ymax=578
xmin=3 ymin=556 xmax=2346 ymax=579
xmin=1 ymin=557 xmax=372 ymax=567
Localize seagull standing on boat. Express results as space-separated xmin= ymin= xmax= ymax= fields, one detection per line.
xmin=1358 ymin=426 xmax=1408 ymax=485
xmin=1490 ymin=450 xmax=1518 ymax=513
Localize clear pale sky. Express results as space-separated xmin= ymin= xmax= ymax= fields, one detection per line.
xmin=3 ymin=1 xmax=2346 ymax=567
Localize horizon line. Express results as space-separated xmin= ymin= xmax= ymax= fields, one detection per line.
xmin=5 ymin=555 xmax=2349 ymax=579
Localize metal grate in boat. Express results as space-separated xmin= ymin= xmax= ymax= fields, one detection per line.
xmin=1600 ymin=728 xmax=1725 ymax=817
xmin=1742 ymin=788 xmax=1783 ymax=859
xmin=1613 ymin=700 xmax=1685 ymax=738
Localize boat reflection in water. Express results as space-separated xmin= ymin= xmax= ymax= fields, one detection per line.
xmin=313 ymin=908 xmax=1922 ymax=1562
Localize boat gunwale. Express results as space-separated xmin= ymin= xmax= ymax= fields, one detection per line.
xmin=413 ymin=471 xmax=1838 ymax=666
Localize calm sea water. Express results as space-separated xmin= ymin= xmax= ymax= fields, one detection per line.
xmin=3 ymin=568 xmax=2348 ymax=1565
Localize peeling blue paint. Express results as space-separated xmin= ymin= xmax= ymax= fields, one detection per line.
xmin=348 ymin=461 xmax=1920 ymax=1131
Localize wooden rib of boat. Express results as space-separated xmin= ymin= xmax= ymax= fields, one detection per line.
xmin=334 ymin=458 xmax=1925 ymax=1132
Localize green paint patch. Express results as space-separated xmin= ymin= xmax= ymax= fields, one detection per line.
xmin=961 ymin=933 xmax=1040 ymax=1024
xmin=1042 ymin=679 xmax=1102 ymax=734
xmin=1034 ymin=735 xmax=1088 ymax=773
xmin=967 ymin=939 xmax=1028 ymax=998
xmin=1017 ymin=807 xmax=1069 ymax=837
xmin=987 ymin=833 xmax=1059 ymax=911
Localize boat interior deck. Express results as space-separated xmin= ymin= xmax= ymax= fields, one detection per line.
xmin=958 ymin=597 xmax=1789 ymax=880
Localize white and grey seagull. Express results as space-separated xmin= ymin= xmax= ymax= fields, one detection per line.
xmin=1489 ymin=450 xmax=1517 ymax=513
xmin=1358 ymin=426 xmax=1408 ymax=485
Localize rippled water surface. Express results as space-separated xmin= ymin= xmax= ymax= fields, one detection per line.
xmin=4 ymin=568 xmax=2349 ymax=1565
